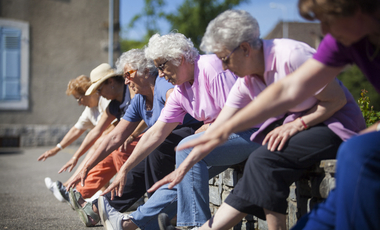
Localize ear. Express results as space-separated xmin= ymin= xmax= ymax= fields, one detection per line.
xmin=240 ymin=42 xmax=251 ymax=57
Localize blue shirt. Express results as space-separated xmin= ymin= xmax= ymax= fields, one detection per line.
xmin=122 ymin=76 xmax=200 ymax=128
xmin=108 ymin=85 xmax=131 ymax=120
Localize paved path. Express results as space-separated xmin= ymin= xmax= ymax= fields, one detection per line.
xmin=0 ymin=146 xmax=104 ymax=229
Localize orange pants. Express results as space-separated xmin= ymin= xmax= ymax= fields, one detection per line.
xmin=76 ymin=135 xmax=142 ymax=199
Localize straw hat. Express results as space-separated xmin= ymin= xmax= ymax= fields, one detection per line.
xmin=85 ymin=63 xmax=119 ymax=95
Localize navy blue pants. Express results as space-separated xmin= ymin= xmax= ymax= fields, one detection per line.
xmin=292 ymin=131 xmax=380 ymax=230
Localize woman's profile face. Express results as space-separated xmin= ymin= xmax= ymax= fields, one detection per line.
xmin=72 ymin=92 xmax=97 ymax=108
xmin=123 ymin=65 xmax=145 ymax=95
xmin=154 ymin=58 xmax=189 ymax=85
xmin=214 ymin=47 xmax=246 ymax=78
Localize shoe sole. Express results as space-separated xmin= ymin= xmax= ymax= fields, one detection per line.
xmin=52 ymin=182 xmax=66 ymax=202
xmin=69 ymin=188 xmax=93 ymax=227
xmin=44 ymin=177 xmax=53 ymax=189
xmin=98 ymin=196 xmax=114 ymax=230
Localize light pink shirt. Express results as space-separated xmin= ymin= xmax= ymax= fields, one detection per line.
xmin=226 ymin=39 xmax=365 ymax=142
xmin=159 ymin=54 xmax=237 ymax=124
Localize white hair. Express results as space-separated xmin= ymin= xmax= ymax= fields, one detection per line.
xmin=145 ymin=33 xmax=199 ymax=66
xmin=200 ymin=9 xmax=262 ymax=53
xmin=115 ymin=48 xmax=157 ymax=77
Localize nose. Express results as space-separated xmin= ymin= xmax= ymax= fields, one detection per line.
xmin=125 ymin=78 xmax=131 ymax=85
xmin=158 ymin=70 xmax=165 ymax=78
xmin=222 ymin=62 xmax=229 ymax=71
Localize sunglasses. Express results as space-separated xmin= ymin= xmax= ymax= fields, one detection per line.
xmin=124 ymin=69 xmax=137 ymax=80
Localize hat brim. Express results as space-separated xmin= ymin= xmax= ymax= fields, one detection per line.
xmin=85 ymin=72 xmax=119 ymax=96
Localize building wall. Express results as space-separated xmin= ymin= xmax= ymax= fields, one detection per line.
xmin=0 ymin=0 xmax=120 ymax=126
xmin=264 ymin=21 xmax=322 ymax=49
xmin=0 ymin=0 xmax=120 ymax=147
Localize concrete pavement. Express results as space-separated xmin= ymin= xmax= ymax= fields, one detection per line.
xmin=0 ymin=146 xmax=103 ymax=229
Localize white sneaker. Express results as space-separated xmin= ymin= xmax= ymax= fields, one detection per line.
xmin=44 ymin=177 xmax=53 ymax=189
xmin=98 ymin=195 xmax=130 ymax=230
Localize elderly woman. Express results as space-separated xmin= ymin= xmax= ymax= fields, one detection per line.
xmin=66 ymin=48 xmax=202 ymax=227
xmin=56 ymin=64 xmax=146 ymax=207
xmin=85 ymin=33 xmax=264 ymax=230
xmin=160 ymin=3 xmax=380 ymax=229
xmin=38 ymin=75 xmax=112 ymax=203
xmin=155 ymin=9 xmax=366 ymax=230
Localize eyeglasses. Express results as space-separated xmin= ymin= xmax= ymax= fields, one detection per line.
xmin=76 ymin=95 xmax=83 ymax=102
xmin=124 ymin=69 xmax=137 ymax=80
xmin=221 ymin=46 xmax=239 ymax=63
xmin=157 ymin=60 xmax=168 ymax=72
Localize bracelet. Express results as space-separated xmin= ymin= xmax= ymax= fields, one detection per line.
xmin=56 ymin=143 xmax=64 ymax=150
xmin=299 ymin=117 xmax=309 ymax=130
xmin=376 ymin=122 xmax=380 ymax=132
xmin=72 ymin=156 xmax=77 ymax=160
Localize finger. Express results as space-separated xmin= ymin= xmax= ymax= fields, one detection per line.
xmin=69 ymin=165 xmax=74 ymax=173
xmin=262 ymin=132 xmax=273 ymax=145
xmin=147 ymin=178 xmax=170 ymax=193
xmin=270 ymin=136 xmax=282 ymax=151
xmin=58 ymin=166 xmax=66 ymax=174
xmin=277 ymin=133 xmax=290 ymax=151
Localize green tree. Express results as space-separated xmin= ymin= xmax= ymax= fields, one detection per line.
xmin=165 ymin=0 xmax=249 ymax=50
xmin=338 ymin=65 xmax=380 ymax=110
xmin=120 ymin=0 xmax=248 ymax=52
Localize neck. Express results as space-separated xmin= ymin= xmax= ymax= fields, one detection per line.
xmin=250 ymin=46 xmax=265 ymax=79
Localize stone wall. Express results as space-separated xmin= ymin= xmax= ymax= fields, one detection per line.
xmin=208 ymin=160 xmax=337 ymax=230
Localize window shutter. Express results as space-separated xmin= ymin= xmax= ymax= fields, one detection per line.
xmin=0 ymin=27 xmax=21 ymax=100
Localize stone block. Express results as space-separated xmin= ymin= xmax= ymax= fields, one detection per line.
xmin=209 ymin=185 xmax=222 ymax=205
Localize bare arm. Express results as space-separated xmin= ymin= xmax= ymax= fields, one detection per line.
xmin=58 ymin=107 xmax=116 ymax=173
xmin=102 ymin=120 xmax=179 ymax=197
xmin=120 ymin=119 xmax=147 ymax=152
xmin=37 ymin=126 xmax=85 ymax=161
xmin=148 ymin=106 xmax=240 ymax=192
xmin=263 ymin=78 xmax=347 ymax=151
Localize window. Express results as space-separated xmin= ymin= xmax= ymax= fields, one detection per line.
xmin=0 ymin=19 xmax=29 ymax=110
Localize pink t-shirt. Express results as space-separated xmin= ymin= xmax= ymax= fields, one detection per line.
xmin=226 ymin=39 xmax=365 ymax=142
xmin=227 ymin=39 xmax=317 ymax=112
xmin=158 ymin=54 xmax=237 ymax=124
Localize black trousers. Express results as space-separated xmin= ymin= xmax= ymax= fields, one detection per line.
xmin=224 ymin=124 xmax=342 ymax=220
xmin=97 ymin=122 xmax=203 ymax=212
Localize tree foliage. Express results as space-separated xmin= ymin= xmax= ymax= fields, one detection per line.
xmin=165 ymin=0 xmax=249 ymax=50
xmin=338 ymin=65 xmax=380 ymax=110
xmin=120 ymin=0 xmax=248 ymax=52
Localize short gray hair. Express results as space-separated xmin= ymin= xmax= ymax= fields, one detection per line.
xmin=200 ymin=10 xmax=262 ymax=53
xmin=145 ymin=33 xmax=199 ymax=66
xmin=115 ymin=48 xmax=158 ymax=77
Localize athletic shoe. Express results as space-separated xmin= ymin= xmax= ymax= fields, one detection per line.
xmin=98 ymin=195 xmax=131 ymax=230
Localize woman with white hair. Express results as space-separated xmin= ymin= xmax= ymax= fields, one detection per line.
xmin=154 ymin=9 xmax=366 ymax=230
xmin=66 ymin=48 xmax=202 ymax=227
xmin=88 ymin=32 xmax=264 ymax=230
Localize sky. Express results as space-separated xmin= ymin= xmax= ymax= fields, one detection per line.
xmin=119 ymin=0 xmax=314 ymax=41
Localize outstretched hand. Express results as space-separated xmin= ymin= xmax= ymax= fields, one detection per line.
xmin=101 ymin=171 xmax=128 ymax=200
xmin=37 ymin=148 xmax=59 ymax=161
xmin=262 ymin=120 xmax=303 ymax=151
xmin=66 ymin=166 xmax=90 ymax=190
xmin=58 ymin=157 xmax=78 ymax=173
xmin=147 ymin=167 xmax=187 ymax=193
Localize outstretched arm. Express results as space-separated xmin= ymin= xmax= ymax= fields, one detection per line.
xmin=65 ymin=118 xmax=139 ymax=189
xmin=58 ymin=107 xmax=116 ymax=173
xmin=37 ymin=126 xmax=85 ymax=161
xmin=148 ymin=105 xmax=240 ymax=192
xmin=102 ymin=120 xmax=178 ymax=198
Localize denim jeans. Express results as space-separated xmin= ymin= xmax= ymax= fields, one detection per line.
xmin=292 ymin=131 xmax=380 ymax=230
xmin=176 ymin=128 xmax=260 ymax=227
xmin=130 ymin=128 xmax=260 ymax=229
